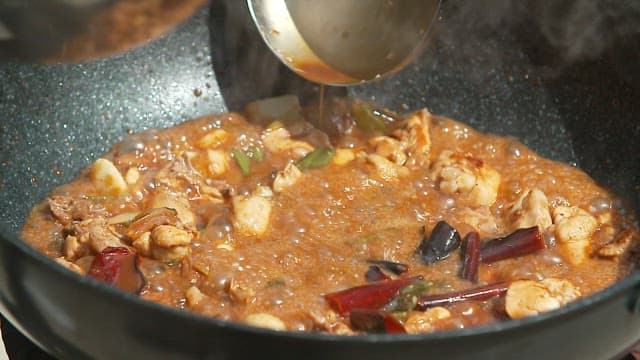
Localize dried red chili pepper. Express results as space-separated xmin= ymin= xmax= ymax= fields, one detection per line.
xmin=417 ymin=221 xmax=461 ymax=264
xmin=416 ymin=282 xmax=509 ymax=310
xmin=365 ymin=265 xmax=391 ymax=282
xmin=366 ymin=259 xmax=409 ymax=275
xmin=480 ymin=226 xmax=545 ymax=264
xmin=461 ymin=231 xmax=481 ymax=283
xmin=88 ymin=246 xmax=145 ymax=294
xmin=325 ymin=276 xmax=423 ymax=316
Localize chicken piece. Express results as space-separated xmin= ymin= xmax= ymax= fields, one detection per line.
xmin=366 ymin=109 xmax=432 ymax=168
xmin=155 ymin=153 xmax=203 ymax=191
xmin=366 ymin=153 xmax=409 ymax=182
xmin=273 ymin=163 xmax=303 ymax=193
xmin=124 ymin=167 xmax=140 ymax=185
xmin=132 ymin=231 xmax=151 ymax=256
xmin=459 ymin=207 xmax=499 ymax=236
xmin=64 ymin=235 xmax=82 ymax=260
xmin=227 ymin=278 xmax=256 ymax=304
xmin=505 ymin=278 xmax=581 ymax=319
xmin=596 ymin=228 xmax=637 ymax=258
xmin=392 ymin=109 xmax=432 ymax=167
xmin=430 ymin=150 xmax=501 ymax=207
xmin=65 ymin=218 xmax=124 ymax=260
xmin=262 ymin=127 xmax=314 ymax=159
xmin=149 ymin=225 xmax=193 ymax=262
xmin=509 ymin=189 xmax=553 ymax=231
xmin=206 ymin=149 xmax=231 ymax=177
xmin=332 ymin=148 xmax=356 ymax=166
xmin=245 ymin=313 xmax=287 ymax=331
xmin=404 ymin=307 xmax=451 ymax=334
xmin=47 ymin=195 xmax=106 ymax=227
xmin=232 ymin=186 xmax=273 ymax=236
xmin=91 ymin=158 xmax=128 ymax=196
xmin=369 ymin=136 xmax=407 ymax=166
xmin=185 ymin=286 xmax=205 ymax=307
xmin=196 ymin=129 xmax=229 ymax=149
xmin=55 ymin=257 xmax=84 ymax=274
xmin=149 ymin=189 xmax=196 ymax=227
xmin=553 ymin=206 xmax=598 ymax=265
xmin=306 ymin=310 xmax=355 ymax=335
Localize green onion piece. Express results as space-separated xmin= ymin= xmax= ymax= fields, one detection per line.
xmin=250 ymin=146 xmax=263 ymax=161
xmin=382 ymin=280 xmax=433 ymax=313
xmin=352 ymin=101 xmax=388 ymax=132
xmin=267 ymin=279 xmax=286 ymax=287
xmin=232 ymin=149 xmax=251 ymax=176
xmin=296 ymin=147 xmax=335 ymax=170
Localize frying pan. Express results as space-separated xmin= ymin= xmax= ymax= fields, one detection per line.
xmin=1 ymin=1 xmax=639 ymax=359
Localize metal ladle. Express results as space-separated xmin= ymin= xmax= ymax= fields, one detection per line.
xmin=248 ymin=0 xmax=441 ymax=85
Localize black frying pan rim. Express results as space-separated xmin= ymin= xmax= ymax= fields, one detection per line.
xmin=1 ymin=220 xmax=638 ymax=345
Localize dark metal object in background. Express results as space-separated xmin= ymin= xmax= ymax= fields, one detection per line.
xmin=0 ymin=0 xmax=207 ymax=62
xmin=248 ymin=0 xmax=440 ymax=84
xmin=0 ymin=1 xmax=639 ymax=359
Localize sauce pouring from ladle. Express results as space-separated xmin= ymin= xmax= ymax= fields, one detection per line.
xmin=248 ymin=0 xmax=441 ymax=86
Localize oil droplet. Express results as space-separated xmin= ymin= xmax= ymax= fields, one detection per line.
xmin=193 ymin=88 xmax=203 ymax=97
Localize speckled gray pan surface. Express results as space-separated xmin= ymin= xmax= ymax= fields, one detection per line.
xmin=1 ymin=0 xmax=639 ymax=235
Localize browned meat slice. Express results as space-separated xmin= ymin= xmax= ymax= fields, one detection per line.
xmin=48 ymin=195 xmax=106 ymax=226
xmin=65 ymin=218 xmax=124 ymax=259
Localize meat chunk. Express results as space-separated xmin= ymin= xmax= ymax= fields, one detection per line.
xmin=154 ymin=153 xmax=203 ymax=191
xmin=66 ymin=218 xmax=124 ymax=260
xmin=48 ymin=195 xmax=106 ymax=226
xmin=430 ymin=150 xmax=501 ymax=207
xmin=245 ymin=313 xmax=286 ymax=331
xmin=149 ymin=225 xmax=193 ymax=262
xmin=55 ymin=257 xmax=84 ymax=274
xmin=124 ymin=167 xmax=140 ymax=185
xmin=553 ymin=206 xmax=598 ymax=265
xmin=273 ymin=163 xmax=303 ymax=193
xmin=196 ymin=129 xmax=230 ymax=149
xmin=232 ymin=186 xmax=273 ymax=236
xmin=227 ymin=278 xmax=256 ymax=304
xmin=367 ymin=109 xmax=433 ymax=168
xmin=185 ymin=286 xmax=205 ymax=307
xmin=369 ymin=136 xmax=407 ymax=166
xmin=505 ymin=278 xmax=581 ymax=319
xmin=307 ymin=310 xmax=355 ymax=335
xmin=332 ymin=148 xmax=356 ymax=166
xmin=366 ymin=153 xmax=409 ymax=182
xmin=91 ymin=158 xmax=128 ymax=196
xmin=509 ymin=189 xmax=552 ymax=231
xmin=392 ymin=109 xmax=432 ymax=167
xmin=596 ymin=228 xmax=637 ymax=258
xmin=149 ymin=189 xmax=196 ymax=227
xmin=404 ymin=307 xmax=451 ymax=334
xmin=206 ymin=149 xmax=231 ymax=177
xmin=459 ymin=207 xmax=499 ymax=236
xmin=262 ymin=127 xmax=314 ymax=159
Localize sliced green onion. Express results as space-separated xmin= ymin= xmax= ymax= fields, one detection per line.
xmin=296 ymin=147 xmax=335 ymax=170
xmin=232 ymin=149 xmax=251 ymax=176
xmin=352 ymin=101 xmax=388 ymax=132
xmin=249 ymin=146 xmax=263 ymax=161
xmin=382 ymin=280 xmax=433 ymax=313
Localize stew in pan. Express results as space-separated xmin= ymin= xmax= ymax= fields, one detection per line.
xmin=21 ymin=98 xmax=639 ymax=334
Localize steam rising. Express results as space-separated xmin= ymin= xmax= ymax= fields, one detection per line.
xmin=437 ymin=0 xmax=640 ymax=62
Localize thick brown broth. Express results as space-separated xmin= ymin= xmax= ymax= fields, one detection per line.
xmin=21 ymin=99 xmax=638 ymax=334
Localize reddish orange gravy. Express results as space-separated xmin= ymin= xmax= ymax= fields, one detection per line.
xmin=292 ymin=60 xmax=358 ymax=84
xmin=21 ymin=101 xmax=638 ymax=334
